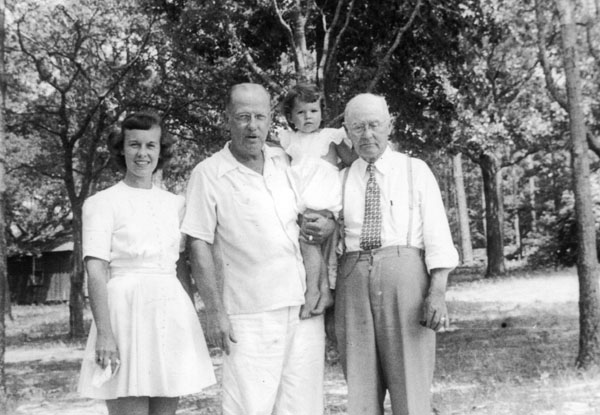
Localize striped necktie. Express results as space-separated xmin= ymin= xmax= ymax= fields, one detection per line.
xmin=360 ymin=162 xmax=382 ymax=250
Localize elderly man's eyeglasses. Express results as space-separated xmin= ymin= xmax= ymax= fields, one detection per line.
xmin=346 ymin=120 xmax=388 ymax=135
xmin=233 ymin=113 xmax=269 ymax=125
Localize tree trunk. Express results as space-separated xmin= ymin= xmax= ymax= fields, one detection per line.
xmin=69 ymin=203 xmax=86 ymax=338
xmin=556 ymin=0 xmax=600 ymax=369
xmin=512 ymin=168 xmax=521 ymax=258
xmin=0 ymin=0 xmax=7 ymax=403
xmin=529 ymin=176 xmax=537 ymax=234
xmin=453 ymin=153 xmax=474 ymax=265
xmin=291 ymin=5 xmax=310 ymax=82
xmin=479 ymin=153 xmax=506 ymax=277
xmin=481 ymin=183 xmax=486 ymax=237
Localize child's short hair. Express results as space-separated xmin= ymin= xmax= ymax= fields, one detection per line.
xmin=282 ymin=84 xmax=324 ymax=130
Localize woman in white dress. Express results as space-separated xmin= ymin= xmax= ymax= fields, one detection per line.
xmin=78 ymin=112 xmax=216 ymax=415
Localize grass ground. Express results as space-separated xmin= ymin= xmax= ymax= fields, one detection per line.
xmin=5 ymin=267 xmax=600 ymax=415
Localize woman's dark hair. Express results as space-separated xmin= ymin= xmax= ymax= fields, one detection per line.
xmin=108 ymin=111 xmax=175 ymax=172
xmin=281 ymin=84 xmax=324 ymax=131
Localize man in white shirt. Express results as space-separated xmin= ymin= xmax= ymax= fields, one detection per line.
xmin=181 ymin=83 xmax=327 ymax=415
xmin=336 ymin=93 xmax=459 ymax=415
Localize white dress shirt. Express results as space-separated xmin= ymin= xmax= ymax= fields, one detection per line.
xmin=343 ymin=147 xmax=459 ymax=272
xmin=181 ymin=143 xmax=306 ymax=315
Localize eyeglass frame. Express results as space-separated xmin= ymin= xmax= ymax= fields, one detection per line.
xmin=343 ymin=118 xmax=391 ymax=135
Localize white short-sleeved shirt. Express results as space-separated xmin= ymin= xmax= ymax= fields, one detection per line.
xmin=181 ymin=143 xmax=306 ymax=315
xmin=278 ymin=127 xmax=348 ymax=162
xmin=82 ymin=181 xmax=184 ymax=274
xmin=343 ymin=148 xmax=459 ymax=272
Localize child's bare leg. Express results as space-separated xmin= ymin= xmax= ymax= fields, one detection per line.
xmin=299 ymin=240 xmax=324 ymax=319
xmin=311 ymin=265 xmax=333 ymax=316
xmin=311 ymin=233 xmax=336 ymax=316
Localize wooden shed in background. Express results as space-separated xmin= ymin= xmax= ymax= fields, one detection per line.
xmin=8 ymin=241 xmax=75 ymax=304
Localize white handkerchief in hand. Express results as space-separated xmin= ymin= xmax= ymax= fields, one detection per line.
xmin=91 ymin=360 xmax=120 ymax=387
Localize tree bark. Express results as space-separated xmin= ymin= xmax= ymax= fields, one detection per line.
xmin=512 ymin=168 xmax=521 ymax=258
xmin=527 ymin=156 xmax=538 ymax=235
xmin=0 ymin=0 xmax=7 ymax=403
xmin=529 ymin=177 xmax=537 ymax=234
xmin=555 ymin=0 xmax=600 ymax=369
xmin=479 ymin=153 xmax=506 ymax=276
xmin=453 ymin=153 xmax=474 ymax=265
xmin=69 ymin=203 xmax=86 ymax=338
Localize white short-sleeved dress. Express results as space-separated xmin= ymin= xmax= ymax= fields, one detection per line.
xmin=279 ymin=128 xmax=344 ymax=215
xmin=77 ymin=181 xmax=216 ymax=400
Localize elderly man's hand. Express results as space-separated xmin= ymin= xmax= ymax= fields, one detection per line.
xmin=420 ymin=291 xmax=449 ymax=332
xmin=206 ymin=310 xmax=237 ymax=355
xmin=300 ymin=211 xmax=335 ymax=244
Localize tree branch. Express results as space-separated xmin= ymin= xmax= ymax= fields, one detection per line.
xmin=13 ymin=163 xmax=62 ymax=180
xmin=585 ymin=22 xmax=600 ymax=63
xmin=586 ymin=130 xmax=600 ymax=158
xmin=226 ymin=23 xmax=282 ymax=93
xmin=366 ymin=0 xmax=423 ymax=92
xmin=534 ymin=0 xmax=600 ymax=158
xmin=69 ymin=20 xmax=156 ymax=147
xmin=272 ymin=0 xmax=296 ymax=47
xmin=504 ymin=146 xmax=542 ymax=168
xmin=16 ymin=18 xmax=63 ymax=93
xmin=534 ymin=0 xmax=567 ymax=109
xmin=318 ymin=0 xmax=354 ymax=84
xmin=496 ymin=61 xmax=539 ymax=104
xmin=271 ymin=0 xmax=300 ymax=71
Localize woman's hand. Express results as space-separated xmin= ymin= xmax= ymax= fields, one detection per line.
xmin=95 ymin=331 xmax=120 ymax=373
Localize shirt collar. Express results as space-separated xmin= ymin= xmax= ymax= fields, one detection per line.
xmin=217 ymin=141 xmax=285 ymax=177
xmin=356 ymin=145 xmax=395 ymax=176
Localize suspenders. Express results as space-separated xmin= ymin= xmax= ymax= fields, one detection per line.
xmin=406 ymin=156 xmax=414 ymax=247
xmin=339 ymin=154 xmax=415 ymax=253
xmin=337 ymin=167 xmax=351 ymax=254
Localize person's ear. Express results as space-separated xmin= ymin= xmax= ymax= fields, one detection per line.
xmin=223 ymin=111 xmax=231 ymax=132
xmin=387 ymin=116 xmax=396 ymax=134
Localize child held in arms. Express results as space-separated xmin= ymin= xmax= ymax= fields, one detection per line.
xmin=278 ymin=83 xmax=356 ymax=319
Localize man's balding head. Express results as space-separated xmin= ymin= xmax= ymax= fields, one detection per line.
xmin=225 ymin=83 xmax=272 ymax=161
xmin=343 ymin=93 xmax=392 ymax=163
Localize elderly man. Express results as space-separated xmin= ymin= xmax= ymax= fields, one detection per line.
xmin=181 ymin=83 xmax=328 ymax=415
xmin=336 ymin=93 xmax=459 ymax=415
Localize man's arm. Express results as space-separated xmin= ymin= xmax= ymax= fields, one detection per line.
xmin=188 ymin=236 xmax=236 ymax=354
xmin=335 ymin=141 xmax=357 ymax=167
xmin=421 ymin=267 xmax=452 ymax=332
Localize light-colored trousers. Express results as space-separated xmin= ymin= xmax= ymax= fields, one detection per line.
xmin=335 ymin=246 xmax=435 ymax=415
xmin=222 ymin=306 xmax=325 ymax=415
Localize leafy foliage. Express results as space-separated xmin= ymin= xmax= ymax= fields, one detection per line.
xmin=527 ymin=177 xmax=600 ymax=269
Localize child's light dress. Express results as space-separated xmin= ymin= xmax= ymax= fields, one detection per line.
xmin=279 ymin=128 xmax=347 ymax=288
